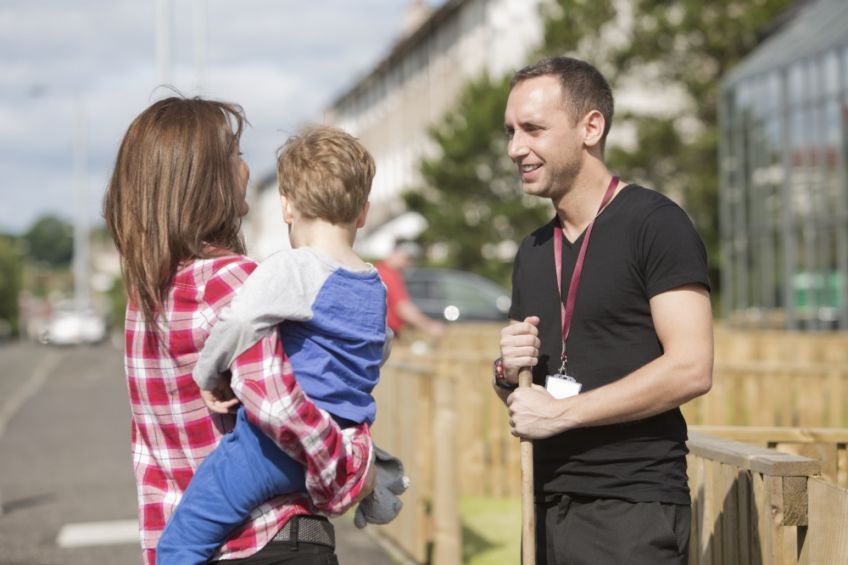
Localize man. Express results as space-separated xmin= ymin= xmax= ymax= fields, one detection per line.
xmin=376 ymin=239 xmax=444 ymax=338
xmin=495 ymin=57 xmax=713 ymax=564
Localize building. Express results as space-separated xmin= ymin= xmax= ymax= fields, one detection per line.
xmin=325 ymin=0 xmax=545 ymax=258
xmin=719 ymin=0 xmax=848 ymax=330
xmin=244 ymin=0 xmax=687 ymax=261
xmin=244 ymin=0 xmax=544 ymax=259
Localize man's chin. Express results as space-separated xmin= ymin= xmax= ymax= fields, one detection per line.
xmin=521 ymin=181 xmax=548 ymax=198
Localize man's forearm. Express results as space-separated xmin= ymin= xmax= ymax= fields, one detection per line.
xmin=508 ymin=349 xmax=712 ymax=439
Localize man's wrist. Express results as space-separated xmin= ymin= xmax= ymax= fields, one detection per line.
xmin=492 ymin=357 xmax=517 ymax=391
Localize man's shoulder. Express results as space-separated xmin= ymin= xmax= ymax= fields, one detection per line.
xmin=619 ymin=184 xmax=681 ymax=215
xmin=375 ymin=261 xmax=400 ymax=281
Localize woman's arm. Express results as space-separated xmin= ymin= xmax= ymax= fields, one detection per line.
xmin=202 ymin=256 xmax=373 ymax=515
xmin=229 ymin=336 xmax=374 ymax=514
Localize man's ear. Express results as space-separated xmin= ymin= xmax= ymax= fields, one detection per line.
xmin=582 ymin=109 xmax=606 ymax=149
xmin=356 ymin=202 xmax=370 ymax=229
xmin=280 ymin=194 xmax=294 ymax=225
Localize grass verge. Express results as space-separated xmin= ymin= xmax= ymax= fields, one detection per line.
xmin=460 ymin=496 xmax=521 ymax=565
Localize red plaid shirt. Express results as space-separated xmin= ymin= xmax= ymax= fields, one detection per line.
xmin=124 ymin=255 xmax=373 ymax=564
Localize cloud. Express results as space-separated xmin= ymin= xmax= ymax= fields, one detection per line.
xmin=0 ymin=0 xmax=441 ymax=234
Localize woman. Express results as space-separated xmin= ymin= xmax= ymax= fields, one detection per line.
xmin=103 ymin=97 xmax=373 ymax=564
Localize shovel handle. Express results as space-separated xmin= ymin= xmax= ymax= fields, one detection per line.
xmin=518 ymin=368 xmax=535 ymax=564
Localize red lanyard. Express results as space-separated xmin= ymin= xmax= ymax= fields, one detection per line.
xmin=553 ymin=176 xmax=619 ymax=373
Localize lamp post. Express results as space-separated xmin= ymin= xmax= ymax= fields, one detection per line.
xmin=72 ymin=98 xmax=89 ymax=313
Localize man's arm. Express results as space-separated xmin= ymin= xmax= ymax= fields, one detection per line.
xmin=395 ymin=299 xmax=444 ymax=337
xmin=507 ymin=284 xmax=713 ymax=439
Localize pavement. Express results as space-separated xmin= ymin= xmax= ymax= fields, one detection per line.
xmin=0 ymin=340 xmax=395 ymax=565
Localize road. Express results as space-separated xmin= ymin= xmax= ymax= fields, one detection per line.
xmin=0 ymin=341 xmax=396 ymax=565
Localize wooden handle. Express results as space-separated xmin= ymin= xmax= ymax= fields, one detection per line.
xmin=518 ymin=368 xmax=536 ymax=565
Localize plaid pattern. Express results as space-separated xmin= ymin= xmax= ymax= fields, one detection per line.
xmin=125 ymin=255 xmax=372 ymax=564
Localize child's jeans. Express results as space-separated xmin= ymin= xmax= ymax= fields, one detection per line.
xmin=156 ymin=406 xmax=306 ymax=565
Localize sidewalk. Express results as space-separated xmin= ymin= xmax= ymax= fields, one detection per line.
xmin=332 ymin=514 xmax=398 ymax=565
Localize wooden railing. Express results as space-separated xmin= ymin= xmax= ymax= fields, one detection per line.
xmin=691 ymin=426 xmax=848 ymax=489
xmin=370 ymin=324 xmax=848 ymax=564
xmin=687 ymin=432 xmax=848 ymax=564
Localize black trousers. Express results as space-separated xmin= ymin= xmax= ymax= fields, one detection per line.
xmin=535 ymin=494 xmax=690 ymax=565
xmin=213 ymin=541 xmax=338 ymax=565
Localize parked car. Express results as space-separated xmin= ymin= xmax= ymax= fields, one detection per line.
xmin=40 ymin=305 xmax=107 ymax=346
xmin=403 ymin=267 xmax=511 ymax=323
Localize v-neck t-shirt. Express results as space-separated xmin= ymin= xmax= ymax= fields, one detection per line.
xmin=508 ymin=184 xmax=710 ymax=504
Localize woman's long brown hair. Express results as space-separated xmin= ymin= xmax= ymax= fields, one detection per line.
xmin=103 ymin=97 xmax=247 ymax=328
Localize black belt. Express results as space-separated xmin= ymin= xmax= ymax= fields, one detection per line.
xmin=272 ymin=515 xmax=335 ymax=549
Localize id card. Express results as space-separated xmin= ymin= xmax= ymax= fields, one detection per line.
xmin=545 ymin=373 xmax=582 ymax=399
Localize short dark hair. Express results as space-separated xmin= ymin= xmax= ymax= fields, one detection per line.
xmin=511 ymin=57 xmax=614 ymax=144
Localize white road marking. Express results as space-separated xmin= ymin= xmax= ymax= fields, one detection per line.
xmin=56 ymin=519 xmax=140 ymax=548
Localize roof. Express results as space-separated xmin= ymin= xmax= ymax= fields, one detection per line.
xmin=723 ymin=0 xmax=848 ymax=88
xmin=329 ymin=0 xmax=467 ymax=110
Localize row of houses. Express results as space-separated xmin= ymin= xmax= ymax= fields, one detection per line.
xmin=245 ymin=0 xmax=545 ymax=260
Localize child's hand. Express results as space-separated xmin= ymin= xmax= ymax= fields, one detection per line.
xmin=200 ymin=376 xmax=240 ymax=414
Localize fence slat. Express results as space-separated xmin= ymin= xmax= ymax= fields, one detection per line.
xmin=720 ymin=463 xmax=741 ymax=565
xmin=431 ymin=370 xmax=461 ymax=565
xmin=803 ymin=478 xmax=848 ymax=564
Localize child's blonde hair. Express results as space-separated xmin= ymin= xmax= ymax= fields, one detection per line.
xmin=276 ymin=125 xmax=375 ymax=224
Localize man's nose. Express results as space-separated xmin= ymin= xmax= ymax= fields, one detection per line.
xmin=508 ymin=132 xmax=527 ymax=161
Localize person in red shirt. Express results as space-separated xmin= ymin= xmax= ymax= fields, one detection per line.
xmin=375 ymin=239 xmax=444 ymax=339
xmin=103 ymin=97 xmax=374 ymax=565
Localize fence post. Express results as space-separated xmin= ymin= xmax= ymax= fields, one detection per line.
xmin=431 ymin=369 xmax=461 ymax=565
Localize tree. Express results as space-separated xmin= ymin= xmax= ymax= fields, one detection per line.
xmin=22 ymin=215 xmax=74 ymax=268
xmin=540 ymin=0 xmax=796 ymax=284
xmin=403 ymin=74 xmax=552 ymax=286
xmin=405 ymin=0 xmax=795 ymax=292
xmin=0 ymin=235 xmax=22 ymax=336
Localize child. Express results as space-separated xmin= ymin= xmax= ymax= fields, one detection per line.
xmin=157 ymin=125 xmax=400 ymax=564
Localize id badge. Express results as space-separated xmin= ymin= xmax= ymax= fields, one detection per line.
xmin=545 ymin=372 xmax=582 ymax=399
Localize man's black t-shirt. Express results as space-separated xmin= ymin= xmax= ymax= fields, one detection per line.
xmin=508 ymin=185 xmax=710 ymax=505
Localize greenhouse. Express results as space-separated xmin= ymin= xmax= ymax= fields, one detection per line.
xmin=720 ymin=0 xmax=848 ymax=330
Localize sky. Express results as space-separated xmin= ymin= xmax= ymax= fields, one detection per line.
xmin=0 ymin=0 xmax=441 ymax=235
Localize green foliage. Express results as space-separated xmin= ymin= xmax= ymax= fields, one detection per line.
xmin=540 ymin=0 xmax=794 ymax=279
xmin=0 ymin=234 xmax=23 ymax=336
xmin=107 ymin=275 xmax=127 ymax=331
xmin=406 ymin=0 xmax=794 ymax=293
xmin=404 ymin=74 xmax=551 ymax=286
xmin=22 ymin=215 xmax=74 ymax=268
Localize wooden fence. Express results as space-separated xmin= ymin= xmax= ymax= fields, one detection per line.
xmin=688 ymin=431 xmax=848 ymax=564
xmin=691 ymin=426 xmax=848 ymax=489
xmin=370 ymin=324 xmax=848 ymax=564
